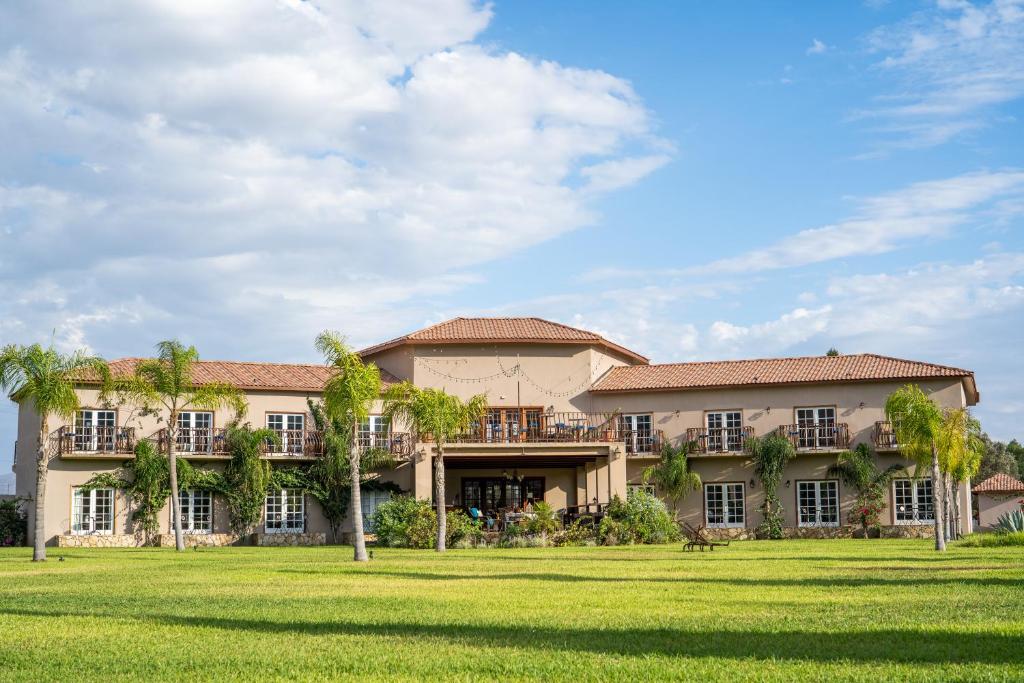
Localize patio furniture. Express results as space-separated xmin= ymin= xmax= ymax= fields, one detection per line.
xmin=469 ymin=507 xmax=496 ymax=530
xmin=681 ymin=522 xmax=730 ymax=552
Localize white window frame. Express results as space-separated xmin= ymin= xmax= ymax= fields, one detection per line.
xmin=72 ymin=487 xmax=114 ymax=535
xmin=893 ymin=478 xmax=935 ymax=525
xmin=795 ymin=407 xmax=837 ymax=449
xmin=621 ymin=414 xmax=654 ymax=453
xmin=797 ymin=480 xmax=840 ymax=528
xmin=358 ymin=415 xmax=390 ymax=450
xmin=74 ymin=409 xmax=116 ymax=452
xmin=265 ymin=489 xmax=305 ymax=533
xmin=704 ymin=483 xmax=745 ymax=528
xmin=705 ymin=411 xmax=742 ymax=452
xmin=267 ymin=414 xmax=305 ymax=454
xmin=361 ymin=488 xmax=393 ymax=533
xmin=178 ymin=489 xmax=213 ymax=534
xmin=177 ymin=411 xmax=213 ymax=453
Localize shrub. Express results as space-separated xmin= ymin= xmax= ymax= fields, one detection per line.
xmin=526 ymin=501 xmax=560 ymax=538
xmin=995 ymin=509 xmax=1024 ymax=534
xmin=598 ymin=491 xmax=680 ymax=545
xmin=553 ymin=517 xmax=597 ymax=547
xmin=0 ymin=499 xmax=27 ymax=547
xmin=373 ymin=496 xmax=436 ymax=549
xmin=957 ymin=531 xmax=1024 ymax=547
xmin=446 ymin=509 xmax=483 ymax=547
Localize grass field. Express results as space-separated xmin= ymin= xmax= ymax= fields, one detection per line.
xmin=1 ymin=540 xmax=1022 ymax=681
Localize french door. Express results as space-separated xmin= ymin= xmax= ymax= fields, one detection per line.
xmin=72 ymin=487 xmax=114 ymax=535
xmin=795 ymin=407 xmax=836 ymax=449
xmin=74 ymin=410 xmax=115 ymax=452
xmin=621 ymin=414 xmax=653 ymax=453
xmin=177 ymin=412 xmax=213 ymax=453
xmin=797 ymin=480 xmax=839 ymax=527
xmin=706 ymin=411 xmax=742 ymax=452
xmin=267 ymin=414 xmax=305 ymax=454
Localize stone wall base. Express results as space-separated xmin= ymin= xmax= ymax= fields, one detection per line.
xmin=699 ymin=525 xmax=937 ymax=541
xmin=254 ymin=532 xmax=326 ymax=546
xmin=157 ymin=533 xmax=242 ymax=548
xmin=58 ymin=534 xmax=143 ymax=548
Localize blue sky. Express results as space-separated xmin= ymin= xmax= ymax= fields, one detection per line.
xmin=1 ymin=0 xmax=1023 ymax=482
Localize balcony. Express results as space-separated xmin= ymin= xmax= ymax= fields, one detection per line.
xmin=873 ymin=421 xmax=899 ymax=449
xmin=624 ymin=429 xmax=665 ymax=456
xmin=155 ymin=428 xmax=413 ymax=459
xmin=777 ymin=423 xmax=850 ymax=451
xmin=57 ymin=426 xmax=135 ymax=455
xmin=685 ymin=426 xmax=755 ymax=455
xmin=449 ymin=412 xmax=631 ymax=446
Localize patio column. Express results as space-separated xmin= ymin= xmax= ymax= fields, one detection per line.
xmin=413 ymin=449 xmax=433 ymax=501
xmin=608 ymin=447 xmax=627 ymax=500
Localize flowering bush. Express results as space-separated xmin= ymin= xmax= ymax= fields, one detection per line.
xmin=848 ymin=483 xmax=886 ymax=535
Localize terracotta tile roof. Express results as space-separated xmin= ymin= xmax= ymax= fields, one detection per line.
xmin=359 ymin=317 xmax=649 ymax=363
xmin=591 ymin=353 xmax=978 ymax=401
xmin=79 ymin=358 xmax=400 ymax=393
xmin=972 ymin=473 xmax=1024 ymax=494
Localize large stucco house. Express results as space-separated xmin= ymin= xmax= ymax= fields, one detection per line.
xmin=10 ymin=317 xmax=979 ymax=546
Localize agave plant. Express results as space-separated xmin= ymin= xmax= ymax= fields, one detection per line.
xmin=994 ymin=509 xmax=1024 ymax=534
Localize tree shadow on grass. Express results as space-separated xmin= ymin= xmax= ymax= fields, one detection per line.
xmin=2 ymin=606 xmax=1020 ymax=665
xmin=279 ymin=568 xmax=1024 ymax=589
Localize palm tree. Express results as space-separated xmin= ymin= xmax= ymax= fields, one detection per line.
xmin=885 ymin=384 xmax=946 ymax=551
xmin=937 ymin=408 xmax=983 ymax=540
xmin=382 ymin=383 xmax=487 ymax=552
xmin=0 ymin=343 xmax=110 ymax=561
xmin=828 ymin=443 xmax=906 ymax=537
xmin=306 ymin=400 xmax=396 ymax=545
xmin=642 ymin=442 xmax=701 ymax=520
xmin=108 ymin=341 xmax=246 ymax=551
xmin=748 ymin=433 xmax=796 ymax=539
xmin=314 ymin=331 xmax=388 ymax=561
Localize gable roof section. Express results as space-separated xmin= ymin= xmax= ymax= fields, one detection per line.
xmin=75 ymin=358 xmax=400 ymax=394
xmin=359 ymin=317 xmax=649 ymax=364
xmin=591 ymin=353 xmax=978 ymax=403
xmin=972 ymin=473 xmax=1024 ymax=494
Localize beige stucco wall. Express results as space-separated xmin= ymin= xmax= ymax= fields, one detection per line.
xmin=590 ymin=378 xmax=967 ymax=450
xmin=977 ymin=492 xmax=1024 ymax=529
xmin=13 ymin=340 xmax=976 ymax=543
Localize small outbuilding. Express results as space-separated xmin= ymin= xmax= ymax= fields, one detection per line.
xmin=972 ymin=473 xmax=1024 ymax=530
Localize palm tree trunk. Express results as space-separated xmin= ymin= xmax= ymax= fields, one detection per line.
xmin=350 ymin=422 xmax=368 ymax=562
xmin=950 ymin=477 xmax=962 ymax=540
xmin=167 ymin=414 xmax=185 ymax=552
xmin=32 ymin=417 xmax=49 ymax=561
xmin=930 ymin=442 xmax=945 ymax=551
xmin=435 ymin=444 xmax=446 ymax=552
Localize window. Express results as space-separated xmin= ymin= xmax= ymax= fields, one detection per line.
xmin=480 ymin=407 xmax=544 ymax=443
xmin=177 ymin=412 xmax=213 ymax=453
xmin=621 ymin=414 xmax=654 ymax=453
xmin=797 ymin=480 xmax=839 ymax=527
xmin=893 ymin=479 xmax=934 ymax=524
xmin=72 ymin=487 xmax=114 ymax=535
xmin=265 ymin=489 xmax=304 ymax=532
xmin=267 ymin=414 xmax=305 ymax=454
xmin=361 ymin=488 xmax=393 ymax=533
xmin=460 ymin=477 xmax=544 ymax=511
xmin=178 ymin=489 xmax=212 ymax=534
xmin=74 ymin=410 xmax=116 ymax=452
xmin=358 ymin=415 xmax=390 ymax=450
xmin=705 ymin=483 xmax=745 ymax=528
xmin=628 ymin=484 xmax=656 ymax=498
xmin=706 ymin=411 xmax=742 ymax=452
xmin=795 ymin=407 xmax=837 ymax=449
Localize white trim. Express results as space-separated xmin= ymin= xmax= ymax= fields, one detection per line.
xmin=893 ymin=478 xmax=935 ymax=525
xmin=705 ymin=482 xmax=745 ymax=528
xmin=177 ymin=489 xmax=213 ymax=534
xmin=797 ymin=479 xmax=840 ymax=528
xmin=265 ymin=488 xmax=305 ymax=533
xmin=72 ymin=487 xmax=114 ymax=535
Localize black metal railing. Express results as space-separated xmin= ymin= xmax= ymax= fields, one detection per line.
xmin=777 ymin=423 xmax=850 ymax=450
xmin=685 ymin=426 xmax=755 ymax=454
xmin=58 ymin=426 xmax=135 ymax=455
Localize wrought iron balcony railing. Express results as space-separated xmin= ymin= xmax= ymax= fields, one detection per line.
xmin=685 ymin=426 xmax=755 ymax=454
xmin=776 ymin=423 xmax=850 ymax=451
xmin=873 ymin=421 xmax=899 ymax=449
xmin=57 ymin=426 xmax=135 ymax=455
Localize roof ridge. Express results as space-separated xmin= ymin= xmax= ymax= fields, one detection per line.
xmin=606 ymin=352 xmax=972 ymax=374
xmin=111 ymin=357 xmax=328 ymax=369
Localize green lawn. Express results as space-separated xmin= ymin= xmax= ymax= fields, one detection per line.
xmin=1 ymin=541 xmax=1022 ymax=681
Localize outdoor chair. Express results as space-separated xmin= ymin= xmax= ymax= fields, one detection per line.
xmin=469 ymin=507 xmax=496 ymax=530
xmin=681 ymin=521 xmax=730 ymax=552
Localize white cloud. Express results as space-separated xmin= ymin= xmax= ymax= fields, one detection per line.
xmin=806 ymin=38 xmax=829 ymax=55
xmin=858 ymin=0 xmax=1024 ymax=149
xmin=0 ymin=1 xmax=668 ymax=358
